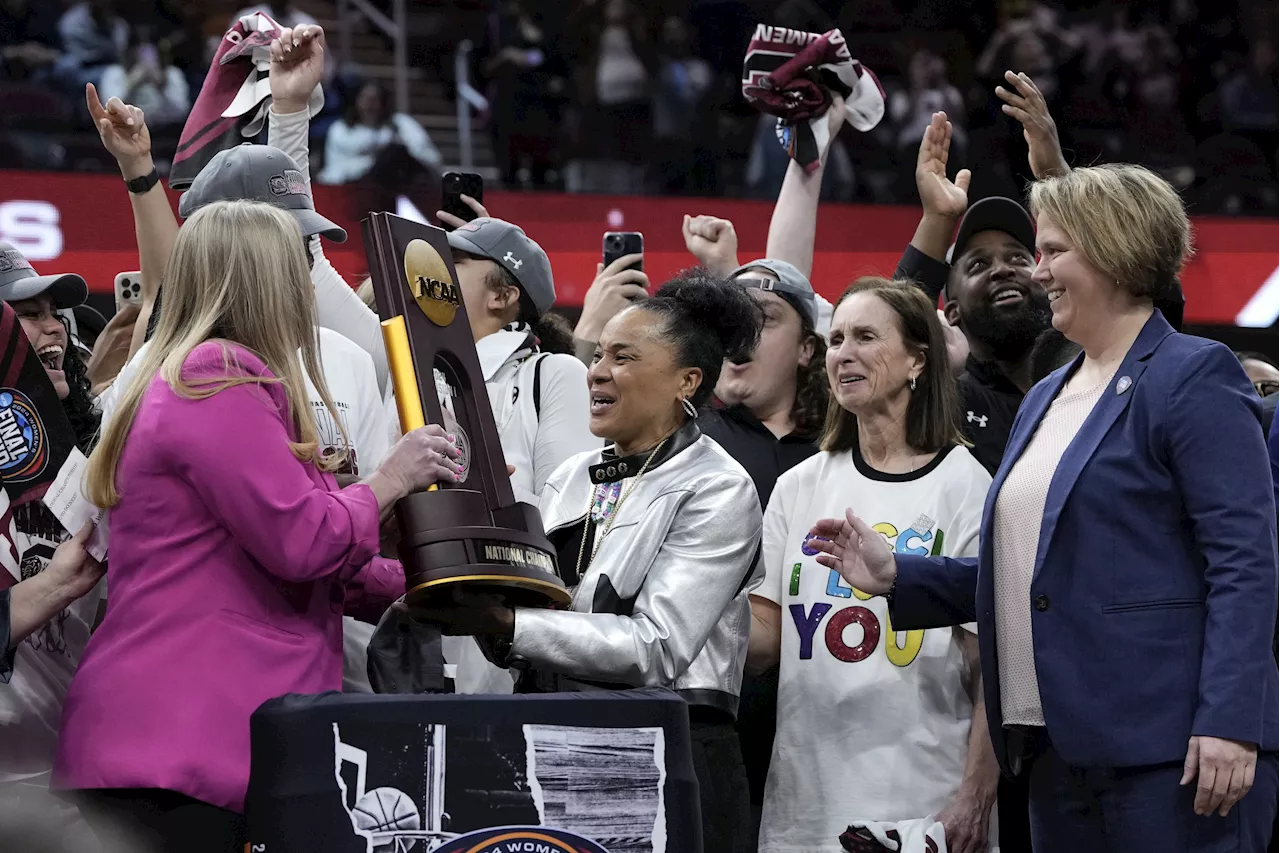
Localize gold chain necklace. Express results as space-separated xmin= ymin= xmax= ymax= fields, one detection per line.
xmin=572 ymin=437 xmax=669 ymax=590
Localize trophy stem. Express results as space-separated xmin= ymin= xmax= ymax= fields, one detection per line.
xmin=380 ymin=315 xmax=438 ymax=492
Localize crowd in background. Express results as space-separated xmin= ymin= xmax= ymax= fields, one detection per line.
xmin=2 ymin=0 xmax=1277 ymax=215
xmin=0 ymin=7 xmax=1278 ymax=853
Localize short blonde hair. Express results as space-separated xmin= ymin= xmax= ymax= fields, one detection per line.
xmin=1028 ymin=163 xmax=1193 ymax=300
xmin=86 ymin=201 xmax=347 ymax=507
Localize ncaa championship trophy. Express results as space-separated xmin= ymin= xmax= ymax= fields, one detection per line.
xmin=362 ymin=213 xmax=568 ymax=610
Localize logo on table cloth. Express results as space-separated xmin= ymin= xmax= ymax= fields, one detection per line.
xmin=0 ymin=389 xmax=47 ymax=482
xmin=436 ymin=826 xmax=612 ymax=853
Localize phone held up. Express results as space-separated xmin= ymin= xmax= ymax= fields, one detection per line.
xmin=441 ymin=172 xmax=484 ymax=228
xmin=603 ymin=232 xmax=643 ymax=273
xmin=114 ymin=271 xmax=143 ymax=314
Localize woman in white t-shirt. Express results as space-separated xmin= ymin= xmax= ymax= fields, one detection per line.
xmin=747 ymin=277 xmax=997 ymax=853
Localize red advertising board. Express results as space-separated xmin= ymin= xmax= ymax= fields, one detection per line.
xmin=0 ymin=170 xmax=1275 ymax=325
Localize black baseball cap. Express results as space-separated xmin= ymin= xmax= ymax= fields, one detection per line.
xmin=178 ymin=144 xmax=347 ymax=242
xmin=0 ymin=242 xmax=87 ymax=309
xmin=945 ymin=197 xmax=1036 ymax=265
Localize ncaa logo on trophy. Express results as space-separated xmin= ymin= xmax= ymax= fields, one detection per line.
xmin=363 ymin=213 xmax=568 ymax=610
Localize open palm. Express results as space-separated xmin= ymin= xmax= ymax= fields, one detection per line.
xmin=916 ymin=111 xmax=970 ymax=219
xmin=807 ymin=509 xmax=897 ymax=595
xmin=86 ymin=83 xmax=151 ymax=166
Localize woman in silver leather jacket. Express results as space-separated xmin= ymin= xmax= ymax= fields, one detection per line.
xmin=428 ymin=270 xmax=765 ymax=853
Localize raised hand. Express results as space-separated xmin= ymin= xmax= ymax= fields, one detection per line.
xmin=682 ymin=215 xmax=740 ymax=277
xmin=916 ymin=111 xmax=970 ymax=220
xmin=574 ymin=254 xmax=649 ymax=344
xmin=86 ymin=83 xmax=152 ymax=179
xmin=806 ymin=509 xmax=897 ymax=596
xmin=436 ymin=194 xmax=490 ymax=230
xmin=269 ymin=24 xmax=326 ymax=114
xmin=996 ymin=70 xmax=1069 ymax=180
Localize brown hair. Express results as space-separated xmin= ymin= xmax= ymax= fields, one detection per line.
xmin=820 ymin=277 xmax=966 ymax=454
xmin=792 ymin=321 xmax=830 ymax=437
xmin=1028 ymin=163 xmax=1193 ymax=300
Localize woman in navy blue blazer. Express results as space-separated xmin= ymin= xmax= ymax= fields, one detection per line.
xmin=808 ymin=164 xmax=1278 ymax=853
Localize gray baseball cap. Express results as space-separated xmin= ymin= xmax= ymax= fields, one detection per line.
xmin=178 ymin=144 xmax=347 ymax=242
xmin=446 ymin=217 xmax=555 ymax=317
xmin=0 ymin=242 xmax=87 ymax=309
xmin=730 ymin=258 xmax=818 ymax=327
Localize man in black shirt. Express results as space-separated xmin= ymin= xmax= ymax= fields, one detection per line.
xmin=894 ymin=196 xmax=1048 ymax=474
xmin=699 ymin=257 xmax=827 ymax=508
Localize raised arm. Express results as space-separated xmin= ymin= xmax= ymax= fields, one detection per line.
xmin=268 ymin=25 xmax=390 ymax=391
xmin=86 ymin=83 xmax=177 ymax=362
xmin=896 ymin=111 xmax=968 ymax=302
xmin=995 ymin=69 xmax=1070 ymax=179
xmin=764 ymin=96 xmax=846 ymax=279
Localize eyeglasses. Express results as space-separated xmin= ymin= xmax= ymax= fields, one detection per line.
xmin=1254 ymin=380 xmax=1278 ymax=398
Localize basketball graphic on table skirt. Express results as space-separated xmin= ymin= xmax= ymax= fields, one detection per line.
xmin=353 ymin=787 xmax=421 ymax=845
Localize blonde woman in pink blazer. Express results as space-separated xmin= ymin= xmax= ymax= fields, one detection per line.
xmin=53 ymin=200 xmax=461 ymax=853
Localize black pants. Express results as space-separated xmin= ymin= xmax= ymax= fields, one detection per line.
xmin=690 ymin=719 xmax=752 ymax=853
xmin=74 ymin=788 xmax=246 ymax=853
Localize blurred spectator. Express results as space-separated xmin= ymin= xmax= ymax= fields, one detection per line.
xmin=316 ymin=82 xmax=442 ymax=186
xmin=55 ymin=0 xmax=129 ymax=93
xmin=1122 ymin=26 xmax=1194 ymax=185
xmin=98 ymin=31 xmax=190 ymax=128
xmin=230 ymin=3 xmax=317 ymax=30
xmin=483 ymin=0 xmax=566 ymax=188
xmin=0 ymin=0 xmax=62 ymax=82
xmin=652 ymin=16 xmax=715 ymax=193
xmin=573 ymin=0 xmax=655 ymax=164
xmin=890 ymin=50 xmax=966 ymax=164
xmin=1237 ymin=350 xmax=1280 ymax=398
xmin=1220 ymin=38 xmax=1278 ymax=132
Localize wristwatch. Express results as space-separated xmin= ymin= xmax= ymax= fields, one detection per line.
xmin=124 ymin=167 xmax=160 ymax=195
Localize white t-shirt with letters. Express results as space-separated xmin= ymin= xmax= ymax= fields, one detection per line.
xmin=756 ymin=444 xmax=991 ymax=852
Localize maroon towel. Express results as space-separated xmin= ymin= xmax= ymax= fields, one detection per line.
xmin=742 ymin=25 xmax=885 ymax=173
xmin=170 ymin=12 xmax=283 ymax=189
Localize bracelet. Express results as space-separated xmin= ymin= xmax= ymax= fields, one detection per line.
xmin=124 ymin=167 xmax=160 ymax=195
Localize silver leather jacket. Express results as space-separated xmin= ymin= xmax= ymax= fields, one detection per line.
xmin=510 ymin=422 xmax=763 ymax=717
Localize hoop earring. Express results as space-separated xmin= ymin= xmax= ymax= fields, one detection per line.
xmin=681 ymin=397 xmax=698 ymax=419
xmin=909 ymin=376 xmax=917 ymax=391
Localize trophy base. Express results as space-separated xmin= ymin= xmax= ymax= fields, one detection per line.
xmin=396 ymin=489 xmax=569 ymax=611
xmin=405 ymin=570 xmax=572 ymax=610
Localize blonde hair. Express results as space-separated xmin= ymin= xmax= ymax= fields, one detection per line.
xmin=1028 ymin=163 xmax=1193 ymax=300
xmin=86 ymin=200 xmax=347 ymax=507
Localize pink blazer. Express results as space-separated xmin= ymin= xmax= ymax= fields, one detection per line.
xmin=53 ymin=342 xmax=403 ymax=812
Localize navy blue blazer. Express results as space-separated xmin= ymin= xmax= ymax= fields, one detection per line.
xmin=891 ymin=311 xmax=1279 ymax=775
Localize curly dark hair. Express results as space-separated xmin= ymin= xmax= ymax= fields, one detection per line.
xmin=791 ymin=319 xmax=830 ymax=437
xmin=60 ymin=318 xmax=101 ymax=453
xmin=648 ymin=267 xmax=763 ymax=407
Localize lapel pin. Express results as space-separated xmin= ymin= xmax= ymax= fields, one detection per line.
xmin=1116 ymin=375 xmax=1132 ymax=395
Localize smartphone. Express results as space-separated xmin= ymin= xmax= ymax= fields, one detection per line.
xmin=114 ymin=271 xmax=143 ymax=313
xmin=603 ymin=232 xmax=643 ymax=272
xmin=441 ymin=172 xmax=484 ymax=227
